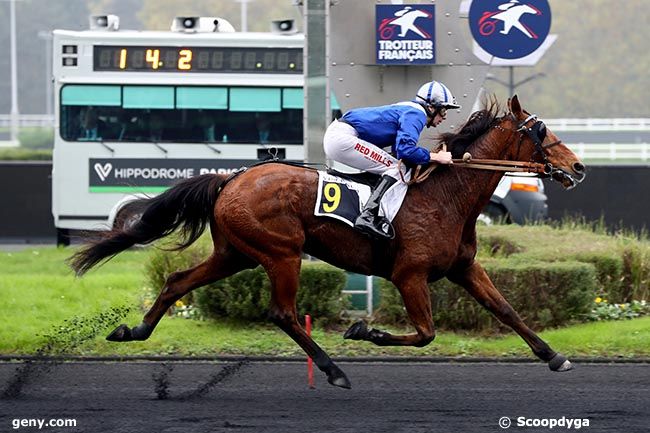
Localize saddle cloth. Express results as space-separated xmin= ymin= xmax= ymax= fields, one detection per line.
xmin=313 ymin=171 xmax=408 ymax=226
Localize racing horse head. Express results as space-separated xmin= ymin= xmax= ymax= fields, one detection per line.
xmin=505 ymin=95 xmax=586 ymax=189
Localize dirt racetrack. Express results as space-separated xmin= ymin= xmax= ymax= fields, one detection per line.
xmin=1 ymin=360 xmax=648 ymax=432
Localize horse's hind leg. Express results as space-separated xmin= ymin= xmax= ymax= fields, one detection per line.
xmin=107 ymin=246 xmax=255 ymax=342
xmin=345 ymin=272 xmax=436 ymax=347
xmin=264 ymin=256 xmax=351 ymax=389
xmin=447 ymin=262 xmax=573 ymax=372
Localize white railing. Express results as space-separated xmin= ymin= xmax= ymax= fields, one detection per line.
xmin=568 ymin=143 xmax=649 ymax=163
xmin=545 ymin=118 xmax=650 ymax=131
xmin=341 ymin=275 xmax=375 ymax=316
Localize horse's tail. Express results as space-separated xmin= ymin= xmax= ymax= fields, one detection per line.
xmin=69 ymin=173 xmax=227 ymax=276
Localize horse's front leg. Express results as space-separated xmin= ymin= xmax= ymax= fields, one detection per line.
xmin=345 ymin=272 xmax=435 ymax=347
xmin=447 ymin=261 xmax=572 ymax=372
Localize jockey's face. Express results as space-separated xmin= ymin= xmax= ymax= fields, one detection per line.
xmin=429 ymin=108 xmax=447 ymax=127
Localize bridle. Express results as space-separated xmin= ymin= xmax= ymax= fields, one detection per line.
xmin=451 ymin=113 xmax=569 ymax=175
xmin=511 ymin=113 xmax=584 ymax=189
xmin=514 ymin=113 xmax=562 ymax=166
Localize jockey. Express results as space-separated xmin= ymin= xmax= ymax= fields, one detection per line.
xmin=323 ymin=80 xmax=460 ymax=239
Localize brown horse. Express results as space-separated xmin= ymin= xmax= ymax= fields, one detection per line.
xmin=70 ymin=96 xmax=586 ymax=389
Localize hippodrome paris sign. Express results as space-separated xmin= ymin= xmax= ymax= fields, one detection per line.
xmin=88 ymin=158 xmax=248 ymax=191
xmin=375 ymin=4 xmax=436 ymax=65
xmin=469 ymin=0 xmax=551 ymax=60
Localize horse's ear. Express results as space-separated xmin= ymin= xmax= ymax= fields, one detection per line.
xmin=510 ymin=94 xmax=523 ymax=116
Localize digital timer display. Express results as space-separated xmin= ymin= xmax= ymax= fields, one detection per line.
xmin=93 ymin=46 xmax=303 ymax=73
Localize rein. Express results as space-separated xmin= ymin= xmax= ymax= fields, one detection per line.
xmin=399 ymin=143 xmax=549 ymax=186
xmin=451 ymin=154 xmax=549 ymax=174
xmin=400 ymin=113 xmax=560 ymax=185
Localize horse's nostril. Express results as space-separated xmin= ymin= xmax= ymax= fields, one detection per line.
xmin=573 ymin=162 xmax=585 ymax=173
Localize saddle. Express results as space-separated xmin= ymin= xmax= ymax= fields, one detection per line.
xmin=325 ymin=168 xmax=381 ymax=188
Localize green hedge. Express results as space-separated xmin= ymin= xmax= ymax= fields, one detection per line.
xmin=145 ymin=241 xmax=348 ymax=324
xmin=0 ymin=148 xmax=52 ymax=161
xmin=376 ymin=260 xmax=596 ymax=332
xmin=574 ymin=251 xmax=623 ymax=300
xmin=195 ymin=263 xmax=348 ymax=324
xmin=621 ymin=245 xmax=650 ymax=302
xmin=476 ymin=225 xmax=650 ymax=303
xmin=18 ymin=128 xmax=54 ymax=149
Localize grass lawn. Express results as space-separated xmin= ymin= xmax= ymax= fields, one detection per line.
xmin=1 ymin=246 xmax=648 ymax=358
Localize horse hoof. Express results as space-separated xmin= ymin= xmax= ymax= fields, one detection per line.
xmin=327 ymin=369 xmax=352 ymax=389
xmin=106 ymin=324 xmax=133 ymax=342
xmin=548 ymin=353 xmax=573 ymax=372
xmin=344 ymin=321 xmax=369 ymax=340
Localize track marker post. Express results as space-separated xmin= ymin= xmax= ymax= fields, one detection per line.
xmin=305 ymin=314 xmax=315 ymax=389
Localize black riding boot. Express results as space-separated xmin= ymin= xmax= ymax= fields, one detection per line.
xmin=354 ymin=175 xmax=397 ymax=240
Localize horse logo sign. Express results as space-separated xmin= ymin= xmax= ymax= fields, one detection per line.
xmin=376 ymin=5 xmax=436 ymax=65
xmin=469 ymin=0 xmax=551 ymax=59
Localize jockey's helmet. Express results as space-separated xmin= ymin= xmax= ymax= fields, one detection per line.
xmin=415 ymin=81 xmax=461 ymax=115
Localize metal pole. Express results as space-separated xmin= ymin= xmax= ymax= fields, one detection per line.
xmin=38 ymin=31 xmax=53 ymax=117
xmin=10 ymin=0 xmax=19 ymax=144
xmin=365 ymin=276 xmax=373 ymax=316
xmin=508 ymin=66 xmax=514 ymax=97
xmin=303 ymin=0 xmax=329 ymax=165
xmin=238 ymin=0 xmax=249 ymax=32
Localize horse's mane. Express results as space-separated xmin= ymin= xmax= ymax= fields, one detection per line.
xmin=438 ymin=97 xmax=504 ymax=159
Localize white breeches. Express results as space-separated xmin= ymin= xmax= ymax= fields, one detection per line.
xmin=323 ymin=120 xmax=405 ymax=181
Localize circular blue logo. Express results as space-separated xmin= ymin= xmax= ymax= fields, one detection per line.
xmin=469 ymin=0 xmax=551 ymax=59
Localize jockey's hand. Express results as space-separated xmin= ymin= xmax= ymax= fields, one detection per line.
xmin=430 ymin=151 xmax=453 ymax=165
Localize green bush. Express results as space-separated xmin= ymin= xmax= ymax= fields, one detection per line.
xmin=377 ymin=260 xmax=596 ymax=332
xmin=296 ymin=263 xmax=349 ymax=323
xmin=18 ymin=128 xmax=54 ymax=149
xmin=621 ymin=245 xmax=650 ymax=302
xmin=574 ymin=251 xmax=623 ymax=300
xmin=476 ymin=224 xmax=650 ymax=304
xmin=195 ymin=263 xmax=348 ymax=324
xmin=144 ymin=241 xmax=211 ymax=306
xmin=196 ymin=267 xmax=272 ymax=321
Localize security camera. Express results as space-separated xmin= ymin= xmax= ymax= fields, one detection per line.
xmin=90 ymin=15 xmax=120 ymax=31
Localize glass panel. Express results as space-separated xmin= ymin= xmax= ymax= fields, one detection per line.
xmin=60 ymin=86 xmax=302 ymax=144
xmin=331 ymin=92 xmax=341 ymax=110
xmin=123 ymin=86 xmax=174 ymax=109
xmin=230 ymin=88 xmax=281 ymax=112
xmin=282 ymin=88 xmax=303 ymax=109
xmin=176 ymin=87 xmax=228 ymax=109
xmin=224 ymin=109 xmax=302 ymax=144
xmin=61 ymin=85 xmax=121 ymax=106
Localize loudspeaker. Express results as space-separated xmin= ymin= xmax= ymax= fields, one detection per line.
xmin=89 ymin=15 xmax=120 ymax=31
xmin=271 ymin=20 xmax=298 ymax=34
